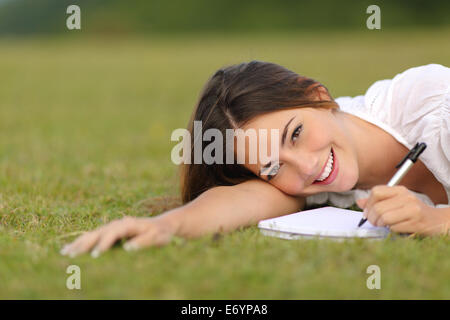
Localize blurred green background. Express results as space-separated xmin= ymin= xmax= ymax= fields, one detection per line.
xmin=0 ymin=0 xmax=449 ymax=299
xmin=0 ymin=0 xmax=450 ymax=35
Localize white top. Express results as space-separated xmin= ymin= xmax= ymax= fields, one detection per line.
xmin=306 ymin=64 xmax=450 ymax=209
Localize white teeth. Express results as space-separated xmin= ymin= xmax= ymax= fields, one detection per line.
xmin=316 ymin=151 xmax=334 ymax=182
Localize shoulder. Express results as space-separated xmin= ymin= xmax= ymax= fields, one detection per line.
xmin=365 ymin=64 xmax=449 ymax=111
xmin=388 ymin=64 xmax=449 ymax=130
xmin=394 ymin=64 xmax=449 ymax=84
xmin=386 ymin=65 xmax=450 ymax=191
xmin=362 ymin=64 xmax=448 ymax=131
xmin=335 ymin=65 xmax=449 ymax=193
xmin=390 ymin=64 xmax=449 ymax=105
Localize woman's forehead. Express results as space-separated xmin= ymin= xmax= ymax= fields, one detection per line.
xmin=243 ymin=108 xmax=305 ymax=129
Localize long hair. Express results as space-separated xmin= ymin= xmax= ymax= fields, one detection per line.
xmin=180 ymin=61 xmax=339 ymax=203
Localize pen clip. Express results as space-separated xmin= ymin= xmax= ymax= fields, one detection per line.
xmin=395 ymin=142 xmax=427 ymax=168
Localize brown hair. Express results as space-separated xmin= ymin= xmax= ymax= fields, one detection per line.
xmin=180 ymin=61 xmax=338 ymax=203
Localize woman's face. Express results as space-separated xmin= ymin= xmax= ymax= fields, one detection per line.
xmin=240 ymin=107 xmax=360 ymax=197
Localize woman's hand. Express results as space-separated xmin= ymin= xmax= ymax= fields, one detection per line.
xmin=356 ymin=185 xmax=449 ymax=236
xmin=60 ymin=215 xmax=178 ymax=258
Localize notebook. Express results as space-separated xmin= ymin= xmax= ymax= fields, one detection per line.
xmin=258 ymin=206 xmax=390 ymax=240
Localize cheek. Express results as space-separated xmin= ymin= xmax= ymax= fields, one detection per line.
xmin=303 ymin=122 xmax=335 ymax=149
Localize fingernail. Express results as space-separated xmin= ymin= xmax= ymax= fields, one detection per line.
xmin=91 ymin=249 xmax=100 ymax=258
xmin=123 ymin=242 xmax=139 ymax=251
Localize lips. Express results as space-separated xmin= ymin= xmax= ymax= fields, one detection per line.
xmin=312 ymin=148 xmax=339 ymax=185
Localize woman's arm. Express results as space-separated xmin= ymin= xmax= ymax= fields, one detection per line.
xmin=169 ymin=179 xmax=305 ymax=238
xmin=61 ymin=179 xmax=305 ymax=257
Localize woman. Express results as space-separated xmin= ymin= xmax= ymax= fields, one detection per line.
xmin=61 ymin=61 xmax=450 ymax=257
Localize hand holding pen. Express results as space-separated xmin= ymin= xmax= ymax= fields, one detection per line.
xmin=357 ymin=142 xmax=427 ymax=228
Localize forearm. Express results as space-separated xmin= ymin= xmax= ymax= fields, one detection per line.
xmin=156 ymin=180 xmax=305 ymax=239
xmin=62 ymin=181 xmax=304 ymax=256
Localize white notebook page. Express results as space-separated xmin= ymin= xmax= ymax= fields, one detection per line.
xmin=258 ymin=206 xmax=390 ymax=239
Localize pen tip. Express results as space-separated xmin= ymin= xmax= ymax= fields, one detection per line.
xmin=358 ymin=218 xmax=366 ymax=227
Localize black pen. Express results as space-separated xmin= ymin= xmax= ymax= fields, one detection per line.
xmin=357 ymin=142 xmax=427 ymax=228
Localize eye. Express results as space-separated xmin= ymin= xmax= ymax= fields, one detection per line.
xmin=291 ymin=124 xmax=303 ymax=143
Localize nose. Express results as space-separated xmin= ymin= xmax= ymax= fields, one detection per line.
xmin=282 ymin=151 xmax=319 ymax=180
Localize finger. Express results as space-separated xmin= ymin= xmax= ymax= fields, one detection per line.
xmin=389 ymin=219 xmax=417 ymax=234
xmin=372 ymin=206 xmax=411 ymax=227
xmin=366 ymin=185 xmax=406 ymax=212
xmin=61 ymin=231 xmax=101 ymax=257
xmin=91 ymin=218 xmax=142 ymax=257
xmin=60 ymin=220 xmax=118 ymax=257
xmin=124 ymin=229 xmax=172 ymax=251
xmin=390 ymin=214 xmax=447 ymax=236
xmin=65 ymin=231 xmax=103 ymax=257
xmin=366 ymin=198 xmax=405 ymax=227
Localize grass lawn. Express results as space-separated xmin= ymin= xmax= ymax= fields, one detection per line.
xmin=0 ymin=29 xmax=449 ymax=299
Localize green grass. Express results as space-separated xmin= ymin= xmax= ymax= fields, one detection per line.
xmin=0 ymin=29 xmax=449 ymax=299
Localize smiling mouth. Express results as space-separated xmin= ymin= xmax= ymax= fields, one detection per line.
xmin=313 ymin=148 xmax=336 ymax=184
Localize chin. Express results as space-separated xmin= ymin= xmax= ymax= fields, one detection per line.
xmin=322 ymin=166 xmax=357 ymax=193
xmin=338 ymin=171 xmax=359 ymax=192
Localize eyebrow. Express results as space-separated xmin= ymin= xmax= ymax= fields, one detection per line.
xmin=258 ymin=115 xmax=296 ymax=177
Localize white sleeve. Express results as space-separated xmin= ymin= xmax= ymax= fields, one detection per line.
xmin=381 ymin=64 xmax=450 ymax=202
